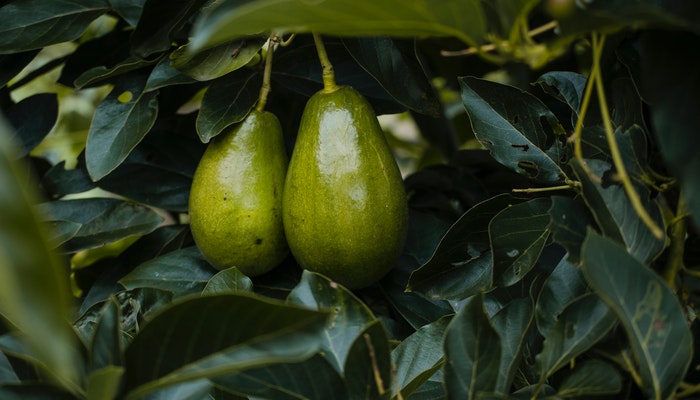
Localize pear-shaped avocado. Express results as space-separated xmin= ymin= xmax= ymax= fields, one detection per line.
xmin=283 ymin=86 xmax=408 ymax=289
xmin=189 ymin=109 xmax=288 ymax=276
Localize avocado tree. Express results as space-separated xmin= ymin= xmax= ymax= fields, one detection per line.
xmin=0 ymin=0 xmax=699 ymax=399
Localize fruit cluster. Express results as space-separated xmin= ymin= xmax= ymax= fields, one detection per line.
xmin=188 ymin=36 xmax=408 ymax=289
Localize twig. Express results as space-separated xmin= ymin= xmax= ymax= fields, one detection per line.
xmin=364 ymin=333 xmax=386 ymax=395
xmin=663 ymin=193 xmax=688 ymax=289
xmin=441 ymin=21 xmax=558 ymax=57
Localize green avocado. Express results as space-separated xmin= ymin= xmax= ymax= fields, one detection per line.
xmin=283 ymin=86 xmax=408 ymax=289
xmin=189 ymin=109 xmax=288 ymax=276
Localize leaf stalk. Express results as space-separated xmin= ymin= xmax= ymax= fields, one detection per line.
xmin=311 ymin=33 xmax=339 ymax=93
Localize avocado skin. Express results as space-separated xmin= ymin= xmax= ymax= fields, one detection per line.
xmin=283 ymin=86 xmax=408 ymax=289
xmin=189 ymin=110 xmax=288 ymax=276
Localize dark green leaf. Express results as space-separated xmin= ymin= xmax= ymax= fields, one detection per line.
xmin=142 ymin=379 xmax=212 ymax=400
xmin=0 ymin=122 xmax=82 ymax=389
xmin=144 ymin=56 xmax=198 ymax=92
xmin=490 ymin=198 xmax=551 ymax=287
xmin=344 ymin=321 xmax=392 ymax=400
xmin=108 ymin=0 xmax=144 ymax=26
xmin=409 ymin=379 xmax=445 ymax=400
xmin=41 ymin=162 xmax=95 ymax=198
xmin=641 ymin=30 xmax=700 ymax=228
xmin=556 ymin=359 xmax=623 ymax=398
xmin=37 ymin=197 xmax=163 ymax=252
xmin=0 ymin=50 xmax=39 ymax=87
xmin=90 ymin=298 xmax=123 ymax=371
xmin=571 ymin=158 xmax=665 ymax=263
xmin=444 ymin=295 xmax=500 ymax=399
xmin=203 ymin=267 xmax=254 ymax=294
xmin=0 ymin=350 xmax=19 ymax=383
xmin=5 ymin=93 xmax=57 ymax=156
xmin=196 ymin=70 xmax=262 ymax=143
xmin=535 ymin=257 xmax=589 ymax=337
xmin=547 ymin=196 xmax=595 ymax=264
xmin=534 ymin=71 xmax=587 ymax=122
xmin=408 ymin=194 xmax=524 ymax=296
xmin=287 ymin=271 xmax=376 ymax=372
xmin=0 ymin=383 xmax=76 ymax=400
xmin=119 ymin=247 xmax=216 ymax=298
xmin=212 ymin=354 xmax=346 ymax=400
xmin=392 ymin=316 xmax=451 ymax=398
xmin=130 ymin=0 xmax=208 ymax=57
xmin=581 ymin=231 xmax=693 ymax=399
xmin=86 ymin=74 xmax=159 ymax=180
xmin=342 ymin=37 xmax=440 ymax=116
xmin=189 ymin=0 xmax=487 ymax=51
xmin=491 ymin=297 xmax=533 ymax=393
xmin=0 ymin=0 xmax=109 ymax=54
xmin=123 ymin=293 xmax=328 ymax=398
xmin=172 ymin=36 xmax=266 ymax=81
xmin=74 ymin=56 xmax=159 ymax=89
xmin=459 ymin=76 xmax=568 ymax=184
xmin=534 ymin=293 xmax=616 ymax=380
xmin=86 ymin=365 xmax=124 ymax=400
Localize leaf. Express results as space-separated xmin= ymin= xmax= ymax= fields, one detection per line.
xmin=344 ymin=321 xmax=392 ymax=400
xmin=408 ymin=194 xmax=524 ymax=297
xmin=490 ymin=198 xmax=551 ymax=287
xmin=108 ymin=0 xmax=143 ymax=26
xmin=392 ymin=316 xmax=451 ymax=398
xmin=547 ymin=196 xmax=595 ymax=264
xmin=287 ymin=271 xmax=376 ymax=373
xmin=0 ymin=122 xmax=82 ymax=390
xmin=171 ymin=36 xmax=266 ymax=81
xmin=130 ymin=0 xmax=209 ymax=57
xmin=534 ymin=71 xmax=587 ymax=122
xmin=119 ymin=247 xmax=216 ymax=298
xmin=571 ymin=158 xmax=665 ymax=263
xmin=74 ymin=55 xmax=159 ymax=89
xmin=534 ymin=293 xmax=617 ymax=380
xmin=641 ymin=30 xmax=700 ymax=228
xmin=142 ymin=379 xmax=212 ymax=400
xmin=535 ymin=257 xmax=589 ymax=337
xmin=491 ymin=297 xmax=533 ymax=393
xmin=581 ymin=231 xmax=693 ymax=400
xmin=0 ymin=0 xmax=109 ymax=54
xmin=203 ymin=267 xmax=254 ymax=294
xmin=444 ymin=294 xmax=501 ymax=399
xmin=86 ymin=365 xmax=125 ymax=400
xmin=123 ymin=293 xmax=328 ymax=399
xmin=196 ymin=70 xmax=262 ymax=143
xmin=86 ymin=74 xmax=159 ymax=180
xmin=342 ymin=37 xmax=440 ymax=116
xmin=5 ymin=93 xmax=58 ymax=157
xmin=0 ymin=383 xmax=77 ymax=400
xmin=556 ymin=359 xmax=623 ymax=398
xmin=212 ymin=354 xmax=346 ymax=400
xmin=189 ymin=0 xmax=487 ymax=52
xmin=0 ymin=50 xmax=39 ymax=87
xmin=144 ymin=56 xmax=198 ymax=92
xmin=90 ymin=298 xmax=123 ymax=371
xmin=41 ymin=162 xmax=96 ymax=199
xmin=37 ymin=197 xmax=163 ymax=253
xmin=0 ymin=350 xmax=19 ymax=384
xmin=459 ymin=76 xmax=568 ymax=184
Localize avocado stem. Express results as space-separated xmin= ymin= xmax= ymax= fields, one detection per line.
xmin=256 ymin=34 xmax=279 ymax=113
xmin=312 ymin=33 xmax=339 ymax=93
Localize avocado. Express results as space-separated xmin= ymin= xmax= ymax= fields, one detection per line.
xmin=189 ymin=109 xmax=288 ymax=276
xmin=283 ymin=86 xmax=408 ymax=289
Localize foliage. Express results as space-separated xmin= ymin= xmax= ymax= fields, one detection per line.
xmin=1 ymin=0 xmax=699 ymax=399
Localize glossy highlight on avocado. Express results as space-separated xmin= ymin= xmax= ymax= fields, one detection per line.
xmin=283 ymin=86 xmax=408 ymax=289
xmin=189 ymin=109 xmax=288 ymax=276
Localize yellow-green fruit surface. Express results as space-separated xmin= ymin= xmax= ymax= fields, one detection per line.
xmin=189 ymin=110 xmax=288 ymax=276
xmin=283 ymin=86 xmax=408 ymax=289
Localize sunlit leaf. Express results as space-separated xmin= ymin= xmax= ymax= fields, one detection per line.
xmin=189 ymin=0 xmax=487 ymax=52
xmin=581 ymin=231 xmax=693 ymax=399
